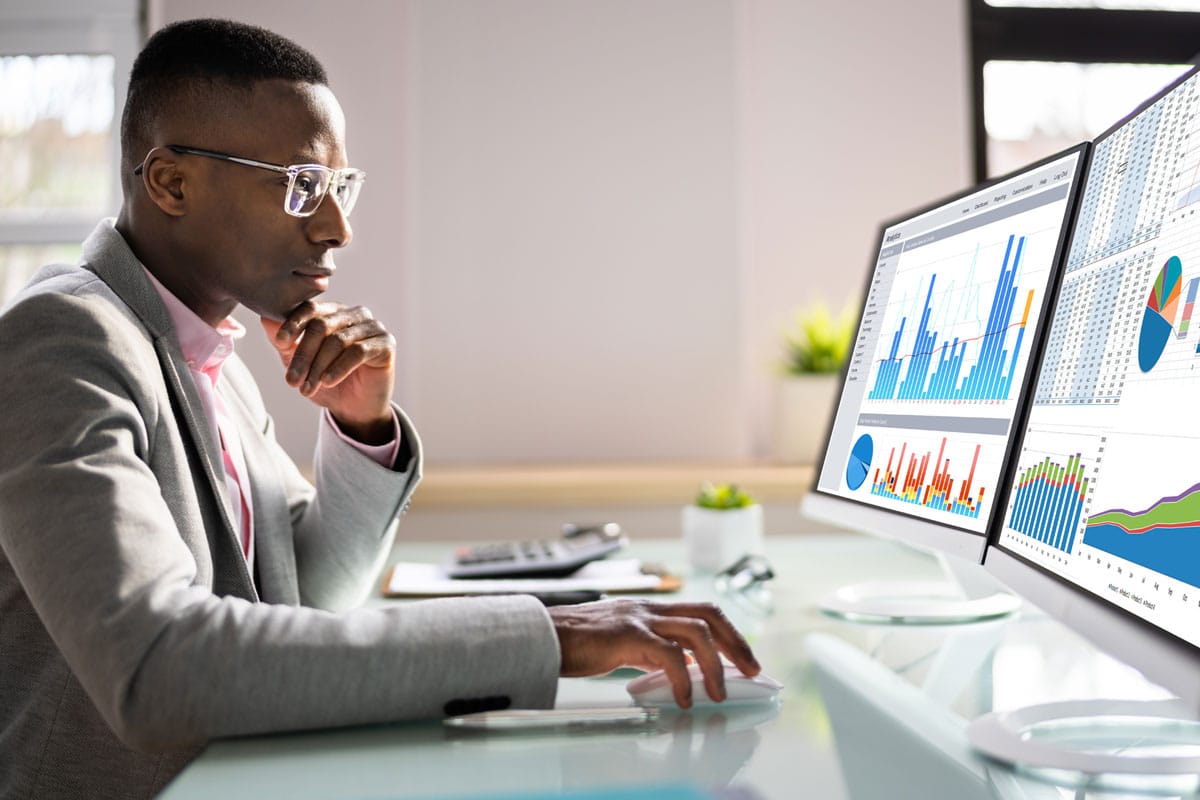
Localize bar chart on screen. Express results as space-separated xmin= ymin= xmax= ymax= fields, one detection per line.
xmin=867 ymin=234 xmax=1038 ymax=404
xmin=1007 ymin=452 xmax=1092 ymax=553
xmin=862 ymin=430 xmax=995 ymax=520
xmin=1002 ymin=427 xmax=1105 ymax=562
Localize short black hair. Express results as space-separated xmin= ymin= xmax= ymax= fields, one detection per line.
xmin=120 ymin=18 xmax=327 ymax=172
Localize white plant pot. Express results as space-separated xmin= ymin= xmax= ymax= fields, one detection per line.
xmin=681 ymin=504 xmax=764 ymax=573
xmin=770 ymin=374 xmax=839 ymax=464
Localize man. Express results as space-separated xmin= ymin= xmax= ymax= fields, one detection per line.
xmin=0 ymin=18 xmax=759 ymax=800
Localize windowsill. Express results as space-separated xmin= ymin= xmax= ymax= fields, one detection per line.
xmin=410 ymin=462 xmax=816 ymax=509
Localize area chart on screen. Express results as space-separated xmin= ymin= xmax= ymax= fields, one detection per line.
xmin=1084 ymin=482 xmax=1200 ymax=587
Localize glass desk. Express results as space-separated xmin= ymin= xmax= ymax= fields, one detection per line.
xmin=159 ymin=534 xmax=1196 ymax=800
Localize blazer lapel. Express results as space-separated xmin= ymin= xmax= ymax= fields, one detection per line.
xmin=81 ymin=222 xmax=257 ymax=600
xmin=220 ymin=381 xmax=300 ymax=605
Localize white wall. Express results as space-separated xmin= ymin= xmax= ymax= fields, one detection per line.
xmin=402 ymin=1 xmax=742 ymax=464
xmin=736 ymin=0 xmax=971 ymax=456
xmin=149 ymin=0 xmax=971 ymax=466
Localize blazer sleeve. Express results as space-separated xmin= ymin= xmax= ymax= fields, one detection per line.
xmin=220 ymin=355 xmax=422 ymax=611
xmin=0 ymin=293 xmax=561 ymax=753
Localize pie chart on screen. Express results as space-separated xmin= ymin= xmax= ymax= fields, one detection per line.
xmin=1138 ymin=256 xmax=1182 ymax=372
xmin=846 ymin=434 xmax=873 ymax=491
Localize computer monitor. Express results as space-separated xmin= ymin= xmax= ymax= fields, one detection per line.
xmin=802 ymin=144 xmax=1089 ymax=623
xmin=971 ymin=67 xmax=1200 ymax=776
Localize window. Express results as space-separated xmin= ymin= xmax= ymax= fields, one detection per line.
xmin=970 ymin=0 xmax=1200 ymax=178
xmin=0 ymin=3 xmax=138 ymax=304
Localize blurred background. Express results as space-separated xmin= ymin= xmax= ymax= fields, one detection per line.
xmin=3 ymin=0 xmax=1198 ymax=538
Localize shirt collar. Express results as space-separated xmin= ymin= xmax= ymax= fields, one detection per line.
xmin=141 ymin=267 xmax=245 ymax=383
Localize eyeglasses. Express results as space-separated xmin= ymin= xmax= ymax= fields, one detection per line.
xmin=134 ymin=145 xmax=365 ymax=218
xmin=714 ymin=554 xmax=775 ymax=615
xmin=715 ymin=554 xmax=775 ymax=594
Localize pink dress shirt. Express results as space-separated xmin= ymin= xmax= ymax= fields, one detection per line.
xmin=142 ymin=269 xmax=401 ymax=574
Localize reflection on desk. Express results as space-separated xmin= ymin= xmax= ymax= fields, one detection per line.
xmin=809 ymin=631 xmax=1055 ymax=800
xmin=160 ymin=534 xmax=1190 ymax=800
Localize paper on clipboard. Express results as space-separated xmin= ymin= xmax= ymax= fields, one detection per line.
xmin=383 ymin=558 xmax=681 ymax=597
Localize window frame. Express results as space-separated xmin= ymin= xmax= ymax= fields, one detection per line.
xmin=0 ymin=1 xmax=140 ymax=247
xmin=969 ymin=0 xmax=1200 ymax=181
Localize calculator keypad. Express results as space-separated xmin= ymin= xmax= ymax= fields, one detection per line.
xmin=444 ymin=533 xmax=623 ymax=579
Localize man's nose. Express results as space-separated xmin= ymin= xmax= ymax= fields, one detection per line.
xmin=307 ymin=194 xmax=353 ymax=248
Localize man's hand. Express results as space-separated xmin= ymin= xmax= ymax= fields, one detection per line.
xmin=261 ymin=301 xmax=396 ymax=444
xmin=548 ymin=599 xmax=760 ymax=709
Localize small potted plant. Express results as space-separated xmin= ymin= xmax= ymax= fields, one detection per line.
xmin=772 ymin=301 xmax=855 ymax=464
xmin=681 ymin=482 xmax=764 ymax=573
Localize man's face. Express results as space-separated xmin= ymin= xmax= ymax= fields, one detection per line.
xmin=170 ymin=80 xmax=354 ymax=323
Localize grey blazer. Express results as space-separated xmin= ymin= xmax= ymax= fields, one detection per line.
xmin=0 ymin=222 xmax=559 ymax=799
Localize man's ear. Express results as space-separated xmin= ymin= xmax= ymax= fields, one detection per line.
xmin=140 ymin=147 xmax=188 ymax=217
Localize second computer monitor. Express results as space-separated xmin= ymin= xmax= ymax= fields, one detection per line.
xmin=985 ymin=66 xmax=1200 ymax=713
xmin=805 ymin=145 xmax=1089 ymax=563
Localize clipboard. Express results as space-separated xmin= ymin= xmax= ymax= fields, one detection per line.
xmin=382 ymin=558 xmax=682 ymax=598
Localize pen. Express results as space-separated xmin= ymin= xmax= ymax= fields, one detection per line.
xmin=444 ymin=706 xmax=659 ymax=731
xmin=528 ymin=590 xmax=606 ymax=606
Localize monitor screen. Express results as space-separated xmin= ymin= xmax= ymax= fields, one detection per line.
xmin=811 ymin=145 xmax=1088 ymax=559
xmin=991 ymin=68 xmax=1200 ymax=655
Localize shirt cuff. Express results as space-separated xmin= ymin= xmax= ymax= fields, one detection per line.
xmin=322 ymin=408 xmax=402 ymax=468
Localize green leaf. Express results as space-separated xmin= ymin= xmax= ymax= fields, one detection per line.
xmin=694 ymin=482 xmax=756 ymax=509
xmin=780 ymin=300 xmax=856 ymax=375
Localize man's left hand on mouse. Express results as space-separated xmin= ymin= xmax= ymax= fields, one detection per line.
xmin=261 ymin=301 xmax=397 ymax=445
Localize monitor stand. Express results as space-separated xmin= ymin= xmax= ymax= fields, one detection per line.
xmin=967 ymin=699 xmax=1200 ymax=792
xmin=818 ymin=552 xmax=1021 ymax=625
xmin=811 ymin=630 xmax=1200 ymax=794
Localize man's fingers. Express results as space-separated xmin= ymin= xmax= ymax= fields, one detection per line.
xmin=549 ymin=599 xmax=763 ymax=709
xmin=259 ymin=317 xmax=284 ymax=342
xmin=650 ymin=618 xmax=725 ymax=702
xmin=275 ymin=301 xmax=371 ymax=346
xmin=259 ymin=318 xmax=297 ymax=370
xmin=275 ymin=305 xmax=381 ymax=391
xmin=305 ymin=325 xmax=392 ymax=392
xmin=652 ymin=645 xmax=694 ymax=709
xmin=286 ymin=321 xmax=328 ymax=389
xmin=273 ymin=300 xmax=325 ymax=346
xmin=645 ymin=602 xmax=760 ymax=677
xmin=258 ymin=302 xmax=397 ymax=434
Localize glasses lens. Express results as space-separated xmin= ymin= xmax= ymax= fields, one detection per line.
xmin=287 ymin=167 xmax=332 ymax=216
xmin=330 ymin=170 xmax=364 ymax=217
xmin=716 ymin=555 xmax=774 ymax=593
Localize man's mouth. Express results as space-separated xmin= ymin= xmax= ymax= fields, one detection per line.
xmin=293 ymin=264 xmax=334 ymax=289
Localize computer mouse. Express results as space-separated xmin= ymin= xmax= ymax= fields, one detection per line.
xmin=626 ymin=662 xmax=783 ymax=708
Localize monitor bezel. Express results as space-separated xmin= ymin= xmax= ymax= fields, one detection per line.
xmin=805 ymin=141 xmax=1092 ymax=565
xmin=981 ymin=65 xmax=1200 ymax=691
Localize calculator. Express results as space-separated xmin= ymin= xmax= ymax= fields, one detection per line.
xmin=443 ymin=523 xmax=627 ymax=579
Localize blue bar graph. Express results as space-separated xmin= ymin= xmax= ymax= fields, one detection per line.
xmin=868 ymin=235 xmax=1034 ymax=403
xmin=1007 ymin=454 xmax=1088 ymax=553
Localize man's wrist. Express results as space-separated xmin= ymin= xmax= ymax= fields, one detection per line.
xmin=323 ymin=408 xmax=403 ymax=470
xmin=331 ymin=411 xmax=394 ymax=446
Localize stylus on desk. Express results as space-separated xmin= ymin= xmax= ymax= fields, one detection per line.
xmin=444 ymin=707 xmax=659 ymax=731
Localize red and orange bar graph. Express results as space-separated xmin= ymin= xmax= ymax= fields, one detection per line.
xmin=870 ymin=437 xmax=986 ymax=518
